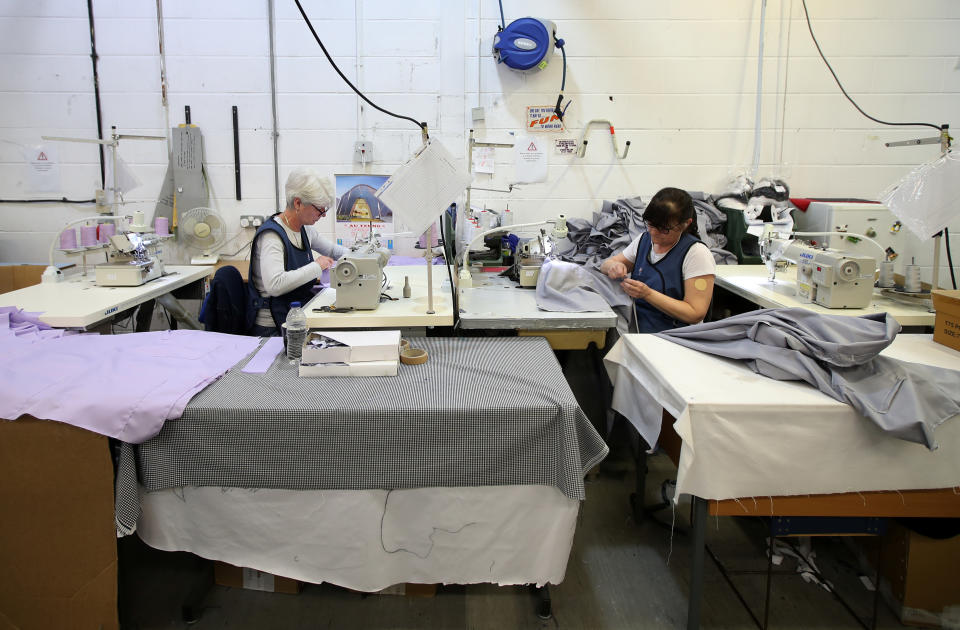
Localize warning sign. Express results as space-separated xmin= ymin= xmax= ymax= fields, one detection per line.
xmin=526 ymin=105 xmax=565 ymax=132
xmin=26 ymin=143 xmax=60 ymax=193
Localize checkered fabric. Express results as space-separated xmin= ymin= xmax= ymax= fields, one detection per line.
xmin=115 ymin=337 xmax=608 ymax=534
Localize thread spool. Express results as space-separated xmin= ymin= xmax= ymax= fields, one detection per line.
xmin=98 ymin=222 xmax=116 ymax=243
xmin=904 ymin=264 xmax=922 ymax=293
xmin=878 ymin=261 xmax=895 ymax=288
xmin=155 ymin=216 xmax=169 ymax=236
xmin=79 ymin=225 xmax=98 ymax=247
xmin=59 ymin=228 xmax=78 ymax=250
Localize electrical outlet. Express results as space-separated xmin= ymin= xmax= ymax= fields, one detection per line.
xmin=354 ymin=141 xmax=374 ymax=163
xmin=240 ymin=214 xmax=265 ymax=229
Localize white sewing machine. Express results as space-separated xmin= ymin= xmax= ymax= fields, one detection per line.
xmin=760 ymin=231 xmax=877 ymax=308
xmin=333 ymin=239 xmax=391 ymax=311
xmin=95 ymin=232 xmax=166 ymax=287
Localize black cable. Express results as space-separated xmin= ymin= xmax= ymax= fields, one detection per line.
xmin=86 ymin=0 xmax=106 ymax=188
xmin=0 ymin=198 xmax=96 ymax=204
xmin=945 ymin=227 xmax=957 ymax=290
xmin=801 ymin=0 xmax=941 ymax=131
xmin=498 ymin=0 xmax=505 ymax=29
xmin=293 ymin=0 xmax=427 ymax=135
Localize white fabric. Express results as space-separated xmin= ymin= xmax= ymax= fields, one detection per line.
xmin=621 ymin=236 xmax=715 ymax=279
xmin=137 ymin=484 xmax=579 ymax=591
xmin=604 ymin=333 xmax=960 ymax=502
xmin=250 ymin=218 xmax=345 ymax=327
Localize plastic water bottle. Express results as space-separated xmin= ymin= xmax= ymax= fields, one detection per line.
xmin=284 ymin=301 xmax=307 ymax=361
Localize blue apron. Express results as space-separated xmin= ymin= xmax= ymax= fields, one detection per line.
xmin=631 ymin=231 xmax=701 ymax=333
xmin=248 ymin=214 xmax=316 ymax=330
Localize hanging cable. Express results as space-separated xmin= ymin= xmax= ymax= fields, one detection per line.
xmin=293 ymin=0 xmax=427 ymax=136
xmin=86 ymin=0 xmax=106 ymax=188
xmin=801 ymin=0 xmax=941 ymax=131
xmin=497 ymin=0 xmax=505 ymax=29
xmin=553 ymin=37 xmax=570 ymax=120
xmin=945 ymin=227 xmax=957 ymax=290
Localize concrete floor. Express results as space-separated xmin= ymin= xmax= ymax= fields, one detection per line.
xmin=117 ymin=450 xmax=907 ymax=630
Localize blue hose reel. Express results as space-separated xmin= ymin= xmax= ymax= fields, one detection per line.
xmin=493 ymin=12 xmax=569 ymax=121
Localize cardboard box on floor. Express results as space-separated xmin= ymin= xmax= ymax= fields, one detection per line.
xmin=214 ymin=562 xmax=302 ymax=594
xmin=0 ymin=416 xmax=118 ymax=630
xmin=932 ymin=289 xmax=960 ymax=352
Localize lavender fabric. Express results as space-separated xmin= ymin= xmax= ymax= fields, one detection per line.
xmin=0 ymin=327 xmax=261 ymax=443
xmin=0 ymin=306 xmax=78 ymax=341
xmin=241 ymin=337 xmax=284 ymax=373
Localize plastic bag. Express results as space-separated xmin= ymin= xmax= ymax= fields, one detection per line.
xmin=880 ymin=150 xmax=960 ymax=239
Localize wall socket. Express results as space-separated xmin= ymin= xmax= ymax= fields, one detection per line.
xmin=240 ymin=214 xmax=265 ymax=228
xmin=354 ymin=140 xmax=374 ymax=163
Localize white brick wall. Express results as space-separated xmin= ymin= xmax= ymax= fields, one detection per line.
xmin=0 ymin=0 xmax=957 ymax=282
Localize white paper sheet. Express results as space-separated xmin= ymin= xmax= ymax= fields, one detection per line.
xmin=514 ymin=136 xmax=547 ymax=183
xmin=472 ymin=146 xmax=495 ymax=174
xmin=376 ymin=139 xmax=471 ymax=239
xmin=25 ymin=143 xmax=60 ymax=193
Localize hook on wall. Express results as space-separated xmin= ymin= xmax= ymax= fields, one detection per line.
xmin=576 ymin=119 xmax=630 ymax=160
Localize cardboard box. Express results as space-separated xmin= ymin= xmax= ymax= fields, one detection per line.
xmin=0 ymin=264 xmax=50 ymax=294
xmin=299 ymin=358 xmax=399 ymax=377
xmin=377 ymin=583 xmax=438 ymax=597
xmin=0 ymin=417 xmax=118 ymax=630
xmin=214 ymin=562 xmax=302 ymax=594
xmin=301 ymin=329 xmax=401 ymax=364
xmin=878 ymin=521 xmax=960 ymax=627
xmin=932 ymin=289 xmax=960 ymax=352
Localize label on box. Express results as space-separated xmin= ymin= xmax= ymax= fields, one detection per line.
xmin=242 ymin=568 xmax=276 ymax=592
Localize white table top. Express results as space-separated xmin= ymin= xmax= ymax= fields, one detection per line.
xmin=605 ymin=333 xmax=960 ymax=501
xmin=0 ymin=265 xmax=213 ymax=329
xmin=458 ymin=272 xmax=617 ymax=330
xmin=715 ymin=264 xmax=935 ymax=327
xmin=304 ymin=265 xmax=454 ymax=329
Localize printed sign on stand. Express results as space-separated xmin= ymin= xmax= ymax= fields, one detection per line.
xmin=526 ymin=105 xmax=565 ymax=132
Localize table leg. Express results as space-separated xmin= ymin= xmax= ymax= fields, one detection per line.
xmin=688 ymin=496 xmax=707 ymax=630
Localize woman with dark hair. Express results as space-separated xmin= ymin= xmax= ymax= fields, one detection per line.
xmin=599 ymin=187 xmax=715 ymax=332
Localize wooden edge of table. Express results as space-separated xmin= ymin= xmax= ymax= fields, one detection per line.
xmin=517 ymin=329 xmax=607 ymax=350
xmin=657 ymin=410 xmax=960 ymax=519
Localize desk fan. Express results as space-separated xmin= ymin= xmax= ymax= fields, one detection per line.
xmin=179 ymin=207 xmax=226 ymax=264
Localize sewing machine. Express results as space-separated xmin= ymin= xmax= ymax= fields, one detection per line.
xmin=333 ymin=240 xmax=391 ymax=311
xmin=516 ymin=217 xmax=568 ymax=288
xmin=761 ymin=231 xmax=877 ymax=308
xmin=95 ymin=232 xmax=165 ymax=287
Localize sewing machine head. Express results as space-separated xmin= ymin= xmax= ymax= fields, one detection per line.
xmin=760 ymin=229 xmax=877 ymax=308
xmin=95 ymin=231 xmax=165 ymax=287
xmin=333 ymin=238 xmax=391 ymax=310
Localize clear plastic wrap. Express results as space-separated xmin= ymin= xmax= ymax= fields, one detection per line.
xmin=880 ymin=150 xmax=960 ymax=239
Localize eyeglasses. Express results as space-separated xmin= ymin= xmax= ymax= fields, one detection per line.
xmin=644 ymin=220 xmax=683 ymax=234
xmin=307 ymin=203 xmax=328 ymax=217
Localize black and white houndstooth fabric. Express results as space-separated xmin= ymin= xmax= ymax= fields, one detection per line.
xmin=115 ymin=336 xmax=608 ymax=534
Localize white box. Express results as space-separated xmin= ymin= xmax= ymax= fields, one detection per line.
xmin=301 ymin=330 xmax=401 ymax=364
xmin=299 ymin=359 xmax=399 ymax=378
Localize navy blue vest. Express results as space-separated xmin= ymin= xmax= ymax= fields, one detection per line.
xmin=248 ymin=214 xmax=316 ymax=330
xmin=631 ymin=231 xmax=701 ymax=333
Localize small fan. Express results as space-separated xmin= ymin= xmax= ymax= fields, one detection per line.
xmin=178 ymin=207 xmax=227 ymax=264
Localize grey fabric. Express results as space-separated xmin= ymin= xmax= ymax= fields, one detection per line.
xmin=535 ymin=259 xmax=612 ymax=313
xmin=114 ymin=337 xmax=609 ymax=535
xmin=656 ymin=308 xmax=960 ymax=449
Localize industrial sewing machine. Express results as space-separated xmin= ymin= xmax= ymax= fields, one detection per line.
xmin=95 ymin=232 xmax=166 ymax=287
xmin=333 ymin=237 xmax=391 ymax=310
xmin=760 ymin=230 xmax=877 ymax=308
xmin=515 ymin=217 xmax=568 ymax=288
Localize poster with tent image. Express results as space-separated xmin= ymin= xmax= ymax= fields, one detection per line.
xmin=334 ymin=174 xmax=396 ymax=249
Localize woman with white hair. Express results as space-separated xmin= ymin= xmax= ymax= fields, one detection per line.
xmin=248 ymin=168 xmax=347 ymax=336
